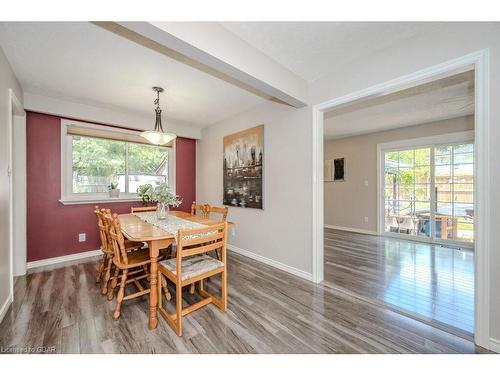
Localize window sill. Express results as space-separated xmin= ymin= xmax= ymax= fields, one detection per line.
xmin=59 ymin=196 xmax=144 ymax=206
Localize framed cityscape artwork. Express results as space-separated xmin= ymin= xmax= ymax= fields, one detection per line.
xmin=223 ymin=125 xmax=264 ymax=209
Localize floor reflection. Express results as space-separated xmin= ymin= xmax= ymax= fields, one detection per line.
xmin=324 ymin=229 xmax=474 ymax=333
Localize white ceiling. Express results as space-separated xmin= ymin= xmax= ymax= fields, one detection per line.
xmin=220 ymin=22 xmax=445 ymax=83
xmin=324 ymin=70 xmax=475 ymax=140
xmin=0 ymin=22 xmax=468 ymax=131
xmin=0 ymin=22 xmax=266 ymax=128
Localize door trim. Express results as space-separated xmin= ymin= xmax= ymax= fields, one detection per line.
xmin=7 ymin=89 xmax=25 ymax=301
xmin=312 ymin=49 xmax=490 ymax=349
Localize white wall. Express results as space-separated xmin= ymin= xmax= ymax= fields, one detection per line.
xmin=24 ymin=92 xmax=202 ymax=140
xmin=0 ymin=45 xmax=23 ymax=320
xmin=324 ymin=116 xmax=474 ymax=232
xmin=197 ymin=22 xmax=500 ymax=345
xmin=197 ymin=101 xmax=313 ymax=278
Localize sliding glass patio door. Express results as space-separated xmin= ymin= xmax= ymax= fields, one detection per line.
xmin=383 ymin=141 xmax=474 ymax=245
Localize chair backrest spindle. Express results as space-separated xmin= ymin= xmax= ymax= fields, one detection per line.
xmin=191 ymin=202 xmax=210 ymax=217
xmin=105 ymin=212 xmax=129 ymax=266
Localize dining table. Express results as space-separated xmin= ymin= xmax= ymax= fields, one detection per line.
xmin=118 ymin=210 xmax=235 ymax=330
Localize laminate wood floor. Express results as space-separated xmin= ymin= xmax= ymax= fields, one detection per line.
xmin=324 ymin=228 xmax=474 ymax=335
xmin=0 ymin=251 xmax=486 ymax=354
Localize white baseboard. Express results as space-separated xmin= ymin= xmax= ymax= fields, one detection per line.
xmin=228 ymin=244 xmax=313 ymax=281
xmin=0 ymin=293 xmax=13 ymax=324
xmin=324 ymin=224 xmax=378 ymax=236
xmin=489 ymin=338 xmax=500 ymax=353
xmin=27 ymin=249 xmax=101 ymax=270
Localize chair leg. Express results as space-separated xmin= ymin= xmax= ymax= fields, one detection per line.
xmin=161 ymin=275 xmax=171 ymax=301
xmin=107 ymin=266 xmax=120 ymax=301
xmin=221 ymin=269 xmax=227 ymax=311
xmin=158 ymin=271 xmax=163 ymax=309
xmin=142 ymin=265 xmax=150 ymax=281
xmin=176 ymin=282 xmax=183 ymax=336
xmin=101 ymin=257 xmax=113 ymax=295
xmin=95 ymin=254 xmax=106 ymax=283
xmin=113 ymin=269 xmax=128 ymax=319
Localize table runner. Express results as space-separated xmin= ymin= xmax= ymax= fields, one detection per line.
xmin=132 ymin=212 xmax=216 ymax=241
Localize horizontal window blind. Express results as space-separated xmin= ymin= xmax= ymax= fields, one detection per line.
xmin=66 ymin=124 xmax=173 ymax=147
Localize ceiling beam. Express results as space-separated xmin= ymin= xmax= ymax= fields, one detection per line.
xmin=94 ymin=22 xmax=308 ymax=108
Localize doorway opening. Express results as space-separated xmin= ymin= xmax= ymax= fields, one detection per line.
xmin=312 ymin=50 xmax=490 ymax=348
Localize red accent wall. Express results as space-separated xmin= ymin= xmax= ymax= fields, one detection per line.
xmin=175 ymin=137 xmax=196 ymax=212
xmin=26 ymin=111 xmax=196 ymax=262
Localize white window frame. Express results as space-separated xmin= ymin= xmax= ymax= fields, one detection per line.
xmin=60 ymin=119 xmax=175 ymax=205
xmin=377 ymin=130 xmax=474 ymax=248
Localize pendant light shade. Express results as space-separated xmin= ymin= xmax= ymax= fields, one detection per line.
xmin=140 ymin=130 xmax=177 ymax=145
xmin=140 ymin=87 xmax=177 ymax=145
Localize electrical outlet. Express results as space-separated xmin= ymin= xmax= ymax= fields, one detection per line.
xmin=364 ymin=180 xmax=369 ymax=187
xmin=78 ymin=233 xmax=86 ymax=242
xmin=364 ymin=217 xmax=369 ymax=223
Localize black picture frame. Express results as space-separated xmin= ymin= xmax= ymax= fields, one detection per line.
xmin=333 ymin=158 xmax=345 ymax=181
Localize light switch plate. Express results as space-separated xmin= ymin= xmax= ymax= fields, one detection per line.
xmin=78 ymin=233 xmax=86 ymax=242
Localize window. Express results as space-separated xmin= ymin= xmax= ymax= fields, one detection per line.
xmin=384 ymin=147 xmax=431 ymax=239
xmin=61 ymin=120 xmax=174 ymax=203
xmin=379 ymin=131 xmax=474 ymax=246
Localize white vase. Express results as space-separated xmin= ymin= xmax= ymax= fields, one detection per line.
xmin=109 ymin=189 xmax=120 ymax=198
xmin=156 ymin=202 xmax=169 ymax=220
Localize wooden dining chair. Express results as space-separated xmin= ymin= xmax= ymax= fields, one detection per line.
xmin=95 ymin=207 xmax=146 ymax=296
xmin=157 ymin=222 xmax=228 ymax=336
xmin=187 ymin=205 xmax=228 ymax=294
xmin=131 ymin=206 xmax=157 ymax=213
xmin=206 ymin=205 xmax=229 ymax=221
xmin=206 ymin=205 xmax=229 ymax=261
xmin=94 ymin=206 xmax=111 ymax=285
xmin=191 ymin=202 xmax=209 ymax=217
xmin=105 ymin=212 xmax=162 ymax=319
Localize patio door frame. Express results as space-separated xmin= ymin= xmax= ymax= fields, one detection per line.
xmin=377 ymin=131 xmax=475 ymax=249
xmin=311 ymin=49 xmax=490 ymax=349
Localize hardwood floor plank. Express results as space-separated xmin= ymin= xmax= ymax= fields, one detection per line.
xmin=323 ymin=229 xmax=474 ymax=334
xmin=0 ymin=249 xmax=486 ymax=354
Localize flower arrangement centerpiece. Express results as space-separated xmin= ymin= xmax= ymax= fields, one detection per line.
xmin=137 ymin=181 xmax=182 ymax=220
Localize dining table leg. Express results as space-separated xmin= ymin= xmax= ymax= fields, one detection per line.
xmin=148 ymin=238 xmax=174 ymax=330
xmin=148 ymin=240 xmax=160 ymax=330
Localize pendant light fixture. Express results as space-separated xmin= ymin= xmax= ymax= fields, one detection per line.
xmin=140 ymin=86 xmax=177 ymax=145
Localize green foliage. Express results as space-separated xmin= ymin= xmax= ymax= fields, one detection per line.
xmin=128 ymin=143 xmax=169 ymax=174
xmin=109 ymin=182 xmax=119 ymax=190
xmin=72 ymin=136 xmax=125 ymax=178
xmin=137 ymin=181 xmax=182 ymax=207
xmin=385 ymin=148 xmax=431 ymax=186
xmin=72 ymin=136 xmax=168 ymax=178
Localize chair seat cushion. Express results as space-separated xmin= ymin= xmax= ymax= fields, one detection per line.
xmin=159 ymin=254 xmax=224 ymax=281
